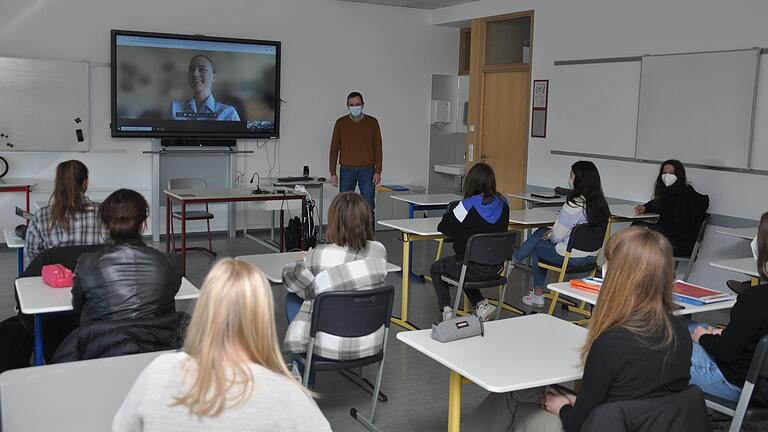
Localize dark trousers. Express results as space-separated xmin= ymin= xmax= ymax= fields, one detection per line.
xmin=430 ymin=255 xmax=500 ymax=310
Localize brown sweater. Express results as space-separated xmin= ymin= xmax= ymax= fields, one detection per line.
xmin=329 ymin=114 xmax=383 ymax=175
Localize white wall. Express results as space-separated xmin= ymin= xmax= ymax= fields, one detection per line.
xmin=0 ymin=0 xmax=458 ymax=234
xmin=432 ymin=0 xmax=768 ymax=220
xmin=432 ymin=0 xmax=767 ymax=289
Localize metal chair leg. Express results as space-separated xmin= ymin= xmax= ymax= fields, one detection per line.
xmin=351 ymin=329 xmax=389 ymax=432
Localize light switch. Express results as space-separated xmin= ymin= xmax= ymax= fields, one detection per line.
xmin=469 ymin=125 xmax=475 ymax=132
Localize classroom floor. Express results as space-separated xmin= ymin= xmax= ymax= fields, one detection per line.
xmin=0 ymin=228 xmax=741 ymax=431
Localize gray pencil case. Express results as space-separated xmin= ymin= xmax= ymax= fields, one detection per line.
xmin=430 ymin=314 xmax=485 ymax=343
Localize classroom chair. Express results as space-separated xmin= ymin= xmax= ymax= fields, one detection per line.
xmin=168 ymin=178 xmax=216 ymax=257
xmin=441 ymin=231 xmax=522 ymax=321
xmin=704 ymin=335 xmax=768 ymax=432
xmin=295 ymin=285 xmax=394 ymax=432
xmin=539 ymin=223 xmax=607 ymax=317
xmin=673 ymin=214 xmax=710 ymax=282
xmin=582 ymin=385 xmax=711 ymax=432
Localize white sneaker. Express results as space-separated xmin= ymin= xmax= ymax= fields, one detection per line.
xmin=442 ymin=306 xmax=455 ymax=321
xmin=474 ymin=299 xmax=497 ymax=321
xmin=522 ymin=292 xmax=546 ymax=308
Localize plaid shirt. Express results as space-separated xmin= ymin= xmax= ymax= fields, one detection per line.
xmin=23 ymin=197 xmax=107 ymax=268
xmin=282 ymin=241 xmax=388 ymax=360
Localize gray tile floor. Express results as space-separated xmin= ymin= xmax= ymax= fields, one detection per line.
xmin=0 ymin=229 xmax=731 ymax=431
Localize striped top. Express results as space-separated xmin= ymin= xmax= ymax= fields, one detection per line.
xmin=551 ymin=197 xmax=597 ymax=258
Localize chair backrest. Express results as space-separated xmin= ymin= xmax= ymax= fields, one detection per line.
xmin=581 ymin=385 xmax=711 ymax=432
xmin=22 ymin=244 xmax=105 ymax=277
xmin=688 ymin=214 xmax=711 ymax=260
xmin=168 ymin=178 xmax=207 ymax=190
xmin=309 ymin=285 xmax=394 ymax=338
xmin=463 ymin=231 xmax=518 ymax=267
xmin=566 ymin=223 xmax=607 ymax=253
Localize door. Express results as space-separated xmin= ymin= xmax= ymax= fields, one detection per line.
xmin=478 ymin=68 xmax=530 ymax=200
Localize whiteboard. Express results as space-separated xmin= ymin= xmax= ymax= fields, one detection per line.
xmin=0 ymin=57 xmax=89 ymax=152
xmin=549 ymin=61 xmax=640 ymax=158
xmin=749 ymin=54 xmax=768 ymax=170
xmin=636 ymin=49 xmax=759 ymax=168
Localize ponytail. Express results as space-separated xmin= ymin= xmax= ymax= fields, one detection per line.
xmin=49 ymin=160 xmax=89 ymax=231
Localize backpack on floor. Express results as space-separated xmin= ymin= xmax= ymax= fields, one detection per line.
xmin=0 ymin=316 xmax=33 ymax=372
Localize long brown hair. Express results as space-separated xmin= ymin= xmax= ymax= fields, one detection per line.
xmin=463 ymin=162 xmax=502 ymax=203
xmin=325 ymin=192 xmax=373 ymax=251
xmin=175 ymin=259 xmax=305 ymax=417
xmin=758 ymin=212 xmax=768 ymax=280
xmin=48 ymin=160 xmax=89 ymax=231
xmin=581 ymin=227 xmax=678 ymax=363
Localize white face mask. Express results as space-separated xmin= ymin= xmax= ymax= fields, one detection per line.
xmin=661 ymin=173 xmax=677 ymax=187
xmin=568 ymin=175 xmax=574 ymax=190
xmin=601 ymin=263 xmax=608 ymax=278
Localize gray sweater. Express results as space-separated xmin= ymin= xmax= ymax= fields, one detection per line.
xmin=112 ymin=352 xmax=331 ymax=432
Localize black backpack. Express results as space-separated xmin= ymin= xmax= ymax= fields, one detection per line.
xmin=284 ymin=197 xmax=316 ymax=251
xmin=0 ymin=315 xmax=34 ymax=372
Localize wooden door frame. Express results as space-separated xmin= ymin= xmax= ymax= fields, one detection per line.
xmin=467 ymin=10 xmax=534 ymax=194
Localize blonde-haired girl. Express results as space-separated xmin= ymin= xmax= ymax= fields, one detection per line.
xmin=113 ymin=259 xmax=331 ymax=432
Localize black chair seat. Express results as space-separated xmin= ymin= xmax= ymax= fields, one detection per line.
xmin=441 ymin=274 xmax=507 ymax=290
xmin=538 ymin=259 xmax=597 ymax=274
xmin=171 ymin=211 xmax=214 ymax=220
xmin=705 ymin=393 xmax=768 ymax=422
xmin=295 ymin=352 xmax=384 ymax=372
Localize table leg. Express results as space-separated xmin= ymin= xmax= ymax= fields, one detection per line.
xmin=391 ymin=233 xmax=418 ymax=331
xmin=406 ymin=204 xmax=423 ymax=281
xmin=270 ymin=211 xmax=276 ymax=243
xmin=181 ymin=202 xmax=187 ymax=275
xmin=448 ymin=370 xmax=463 ymax=432
xmin=166 ymin=195 xmax=171 ymax=254
xmin=33 ymin=314 xmax=43 ymax=366
xmin=279 ymin=209 xmax=285 ymax=252
xmin=17 ymin=248 xmax=23 ymax=276
xmin=25 ymin=186 xmax=30 ymax=213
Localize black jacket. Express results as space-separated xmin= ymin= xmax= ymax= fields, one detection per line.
xmin=52 ymin=312 xmax=189 ymax=363
xmin=580 ymin=385 xmax=711 ymax=432
xmin=72 ymin=240 xmax=182 ymax=324
xmin=437 ymin=197 xmax=510 ymax=262
xmin=644 ymin=184 xmax=709 ymax=257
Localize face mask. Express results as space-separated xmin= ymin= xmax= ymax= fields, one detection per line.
xmin=661 ymin=173 xmax=677 ymax=187
xmin=349 ymin=106 xmax=363 ymax=118
xmin=568 ymin=176 xmax=574 ymax=189
xmin=601 ymin=263 xmax=608 ymax=278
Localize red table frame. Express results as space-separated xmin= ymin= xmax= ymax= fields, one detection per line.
xmin=165 ymin=192 xmax=306 ymax=274
xmin=1 ymin=185 xmax=31 ymax=213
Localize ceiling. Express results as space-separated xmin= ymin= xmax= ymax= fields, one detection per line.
xmin=338 ymin=0 xmax=475 ymax=10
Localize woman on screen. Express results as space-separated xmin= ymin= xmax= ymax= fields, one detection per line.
xmin=168 ymin=54 xmax=240 ymax=121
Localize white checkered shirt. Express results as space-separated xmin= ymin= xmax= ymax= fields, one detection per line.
xmin=23 ymin=197 xmax=107 ymax=268
xmin=282 ymin=241 xmax=388 ymax=360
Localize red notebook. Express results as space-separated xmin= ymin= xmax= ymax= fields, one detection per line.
xmin=673 ymin=280 xmax=735 ymax=304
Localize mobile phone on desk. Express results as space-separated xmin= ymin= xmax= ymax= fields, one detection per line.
xmin=15 ymin=206 xmax=32 ymax=220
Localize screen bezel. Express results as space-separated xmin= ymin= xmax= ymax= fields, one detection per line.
xmin=110 ymin=29 xmax=281 ymax=139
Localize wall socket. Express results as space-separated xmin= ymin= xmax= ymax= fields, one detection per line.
xmin=468 ymin=144 xmax=474 ymax=162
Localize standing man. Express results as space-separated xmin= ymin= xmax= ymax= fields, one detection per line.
xmin=329 ymin=92 xmax=383 ymax=223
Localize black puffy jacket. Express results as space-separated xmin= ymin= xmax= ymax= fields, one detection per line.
xmin=644 ymin=184 xmax=709 ymax=257
xmin=71 ymin=240 xmax=182 ymax=324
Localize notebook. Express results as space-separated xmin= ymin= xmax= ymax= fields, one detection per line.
xmin=673 ymin=280 xmax=736 ymax=305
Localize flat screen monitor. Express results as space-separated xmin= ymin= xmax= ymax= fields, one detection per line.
xmin=111 ymin=30 xmax=280 ymax=139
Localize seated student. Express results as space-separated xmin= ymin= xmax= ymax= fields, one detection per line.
xmin=634 ymin=159 xmax=709 ymax=257
xmin=462 ymin=227 xmax=693 ymax=432
xmin=53 ymin=189 xmax=183 ymax=361
xmin=282 ymin=191 xmax=387 ymax=361
xmin=514 ymin=161 xmax=610 ymax=308
xmin=24 ymin=160 xmax=106 ymax=268
xmin=689 ymin=211 xmax=768 ymax=402
xmin=113 ymin=259 xmax=331 ymax=432
xmin=431 ymin=162 xmax=510 ymax=322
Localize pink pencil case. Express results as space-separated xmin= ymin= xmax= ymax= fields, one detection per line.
xmin=41 ymin=264 xmax=73 ymax=288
